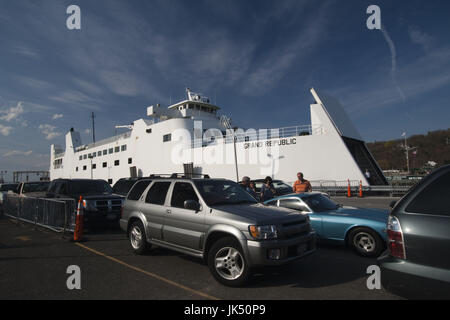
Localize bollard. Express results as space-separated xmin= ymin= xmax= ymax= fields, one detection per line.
xmin=347 ymin=179 xmax=352 ymax=197
xmin=73 ymin=196 xmax=84 ymax=242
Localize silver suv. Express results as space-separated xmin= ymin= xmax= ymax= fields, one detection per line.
xmin=120 ymin=175 xmax=316 ymax=286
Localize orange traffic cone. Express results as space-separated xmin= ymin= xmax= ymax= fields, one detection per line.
xmin=358 ymin=181 xmax=363 ymax=198
xmin=74 ymin=196 xmax=84 ymax=242
xmin=347 ymin=179 xmax=352 ymax=197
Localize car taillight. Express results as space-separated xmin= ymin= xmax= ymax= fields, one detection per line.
xmin=387 ymin=215 xmax=406 ymax=259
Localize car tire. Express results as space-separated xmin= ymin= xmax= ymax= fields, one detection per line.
xmin=129 ymin=220 xmax=150 ymax=255
xmin=208 ymin=237 xmax=250 ymax=287
xmin=348 ymin=227 xmax=384 ymax=257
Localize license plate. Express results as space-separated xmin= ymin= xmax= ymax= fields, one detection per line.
xmin=297 ymin=244 xmax=307 ymax=255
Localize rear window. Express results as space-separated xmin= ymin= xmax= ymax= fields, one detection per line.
xmin=68 ymin=180 xmax=112 ymax=195
xmin=127 ymin=180 xmax=151 ymax=200
xmin=405 ymin=171 xmax=450 ymax=216
xmin=0 ymin=184 xmax=18 ymax=192
xmin=22 ymin=182 xmax=50 ymax=193
xmin=145 ymin=182 xmax=171 ymax=205
xmin=113 ymin=179 xmax=139 ymax=196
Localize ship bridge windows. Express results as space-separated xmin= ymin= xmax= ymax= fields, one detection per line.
xmin=53 ymin=158 xmax=63 ymax=169
xmin=109 ymin=148 xmax=113 ymax=154
xmin=115 ymin=146 xmax=120 ymax=153
xmin=83 ymin=154 xmax=87 ymax=160
xmin=79 ymin=155 xmax=82 ymax=161
xmin=121 ymin=145 xmax=127 ymax=152
xmin=103 ymin=149 xmax=107 ymax=155
xmin=97 ymin=151 xmax=102 ymax=157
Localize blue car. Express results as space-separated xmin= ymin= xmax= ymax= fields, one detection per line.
xmin=264 ymin=193 xmax=389 ymax=257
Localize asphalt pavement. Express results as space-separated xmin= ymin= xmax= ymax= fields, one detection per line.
xmin=0 ymin=196 xmax=402 ymax=300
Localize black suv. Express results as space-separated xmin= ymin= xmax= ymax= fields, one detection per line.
xmin=378 ymin=165 xmax=450 ymax=299
xmin=46 ymin=179 xmax=124 ymax=226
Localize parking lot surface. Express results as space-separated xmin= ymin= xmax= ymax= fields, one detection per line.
xmin=0 ymin=197 xmax=402 ymax=300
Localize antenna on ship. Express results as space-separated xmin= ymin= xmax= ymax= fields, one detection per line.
xmin=91 ymin=112 xmax=96 ymax=144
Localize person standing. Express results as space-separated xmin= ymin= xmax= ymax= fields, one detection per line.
xmin=261 ymin=176 xmax=276 ymax=202
xmin=292 ymin=172 xmax=312 ymax=193
xmin=364 ymin=169 xmax=371 ymax=185
xmin=241 ymin=176 xmax=258 ymax=200
xmin=248 ymin=181 xmax=259 ymax=200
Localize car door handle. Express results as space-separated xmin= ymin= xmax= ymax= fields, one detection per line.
xmin=166 ymin=209 xmax=171 ymax=214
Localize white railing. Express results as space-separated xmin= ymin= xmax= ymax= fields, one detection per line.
xmin=195 ymin=124 xmax=323 ymax=148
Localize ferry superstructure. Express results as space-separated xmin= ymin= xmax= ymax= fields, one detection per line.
xmin=50 ymin=88 xmax=387 ymax=186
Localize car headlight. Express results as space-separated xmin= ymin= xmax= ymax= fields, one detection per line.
xmin=82 ymin=200 xmax=97 ymax=211
xmin=249 ymin=225 xmax=278 ymax=240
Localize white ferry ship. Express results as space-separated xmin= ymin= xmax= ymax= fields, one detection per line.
xmin=50 ymin=88 xmax=387 ymax=186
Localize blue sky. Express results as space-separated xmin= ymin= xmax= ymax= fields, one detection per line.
xmin=1 ymin=0 xmax=450 ymax=180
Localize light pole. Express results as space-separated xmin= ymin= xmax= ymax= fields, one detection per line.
xmin=221 ymin=115 xmax=239 ymax=182
xmin=267 ymin=154 xmax=285 ymax=179
xmin=401 ymin=132 xmax=417 ymax=174
xmin=88 ymin=154 xmax=93 ymax=179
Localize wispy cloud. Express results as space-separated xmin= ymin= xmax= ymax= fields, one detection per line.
xmin=408 ymin=26 xmax=433 ymax=52
xmin=10 ymin=45 xmax=40 ymax=59
xmin=14 ymin=75 xmax=51 ymax=90
xmin=0 ymin=101 xmax=24 ymax=122
xmin=52 ymin=114 xmax=63 ymax=120
xmin=330 ymin=44 xmax=450 ymax=117
xmin=38 ymin=124 xmax=61 ymax=140
xmin=380 ymin=25 xmax=406 ymax=101
xmin=0 ymin=124 xmax=13 ymax=136
xmin=3 ymin=150 xmax=33 ymax=157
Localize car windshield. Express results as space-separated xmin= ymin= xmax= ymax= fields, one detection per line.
xmin=254 ymin=180 xmax=292 ymax=194
xmin=194 ymin=180 xmax=258 ymax=206
xmin=22 ymin=182 xmax=49 ymax=193
xmin=69 ymin=180 xmax=113 ymax=195
xmin=272 ymin=180 xmax=292 ymax=193
xmin=301 ymin=194 xmax=338 ymax=212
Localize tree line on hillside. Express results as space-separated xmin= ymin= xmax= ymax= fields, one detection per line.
xmin=366 ymin=129 xmax=450 ymax=173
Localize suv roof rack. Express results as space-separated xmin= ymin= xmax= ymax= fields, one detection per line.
xmin=148 ymin=173 xmax=210 ymax=179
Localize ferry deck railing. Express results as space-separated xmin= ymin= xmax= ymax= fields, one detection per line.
xmin=195 ymin=124 xmax=323 ymax=147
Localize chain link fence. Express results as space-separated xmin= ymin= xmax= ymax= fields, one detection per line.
xmin=2 ymin=193 xmax=76 ymax=233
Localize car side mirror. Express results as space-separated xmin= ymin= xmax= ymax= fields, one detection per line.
xmin=184 ymin=200 xmax=201 ymax=211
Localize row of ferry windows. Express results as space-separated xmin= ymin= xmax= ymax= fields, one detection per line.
xmin=177 ymin=104 xmax=216 ymax=114
xmin=75 ymin=158 xmax=132 ymax=171
xmin=78 ymin=145 xmax=127 ymax=161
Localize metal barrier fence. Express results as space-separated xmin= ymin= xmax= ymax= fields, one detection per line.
xmin=309 ymin=180 xmax=415 ymax=197
xmin=2 ymin=194 xmax=76 ymax=233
